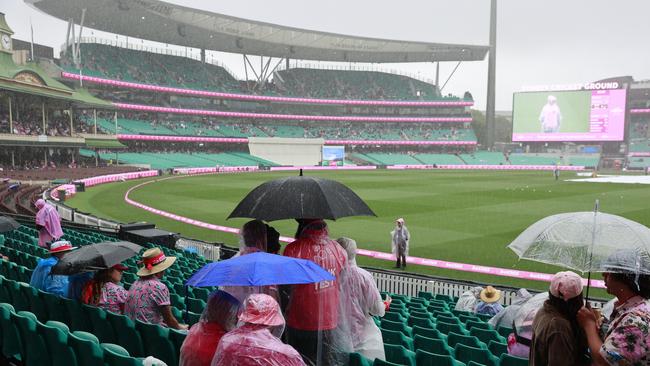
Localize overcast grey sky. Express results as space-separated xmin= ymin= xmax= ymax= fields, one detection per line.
xmin=2 ymin=0 xmax=649 ymax=110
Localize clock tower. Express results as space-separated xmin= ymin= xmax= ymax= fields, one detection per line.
xmin=0 ymin=13 xmax=14 ymax=54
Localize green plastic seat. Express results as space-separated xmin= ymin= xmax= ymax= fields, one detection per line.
xmin=168 ymin=328 xmax=187 ymax=364
xmin=381 ymin=328 xmax=414 ymax=351
xmin=454 ymin=344 xmax=498 ymax=366
xmin=62 ymin=297 xmax=93 ymax=332
xmin=186 ymin=310 xmax=201 ymax=325
xmin=381 ymin=319 xmax=413 ymax=337
xmin=447 ymin=332 xmax=485 ymax=350
xmin=0 ymin=303 xmax=21 ymax=360
xmin=437 ymin=321 xmax=468 ymax=336
xmin=101 ymin=343 xmax=143 ymax=366
xmin=185 ymin=297 xmax=206 ymax=313
xmin=499 ymin=353 xmax=528 ymax=366
xmin=21 ymin=283 xmax=47 ymax=320
xmin=41 ymin=291 xmax=70 ymax=324
xmin=415 ymin=349 xmax=465 ymax=366
xmin=458 ymin=314 xmax=482 ymax=325
xmin=83 ymin=304 xmax=117 ymax=343
xmin=191 ymin=287 xmax=210 ymax=302
xmin=349 ymin=352 xmax=373 ymax=366
xmin=409 ymin=309 xmax=432 ymax=319
xmin=409 ymin=297 xmax=429 ymax=306
xmin=496 ymin=326 xmax=514 ymax=338
xmin=14 ymin=311 xmax=51 ymax=366
xmin=475 ymin=313 xmax=493 ymax=322
xmin=7 ymin=281 xmax=29 ymax=311
xmin=408 ymin=315 xmax=436 ymax=329
xmin=470 ymin=328 xmax=505 ymax=345
xmin=39 ymin=320 xmax=78 ymax=366
xmin=437 ymin=314 xmax=462 ymax=325
xmin=383 ymin=311 xmax=406 ymax=323
xmin=135 ymin=320 xmax=176 ymax=366
xmin=373 ymin=359 xmax=403 ymax=366
xmin=106 ymin=311 xmax=145 ymax=357
xmin=383 ymin=344 xmax=416 ymax=366
xmin=411 ymin=325 xmax=444 ymax=341
xmin=413 ymin=334 xmax=454 ymax=356
xmin=0 ymin=277 xmax=10 ymax=303
xmin=487 ymin=340 xmax=508 ymax=357
xmin=69 ymin=331 xmax=104 ymax=366
xmin=434 ymin=294 xmax=455 ymax=303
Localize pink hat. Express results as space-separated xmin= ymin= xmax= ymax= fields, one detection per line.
xmin=238 ymin=294 xmax=284 ymax=327
xmin=549 ymin=271 xmax=583 ymax=301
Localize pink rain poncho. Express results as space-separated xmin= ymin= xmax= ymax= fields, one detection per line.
xmin=180 ymin=290 xmax=242 ymax=366
xmin=337 ymin=237 xmax=386 ymax=361
xmin=212 ymin=294 xmax=305 ymax=366
xmin=35 ymin=199 xmax=63 ymax=248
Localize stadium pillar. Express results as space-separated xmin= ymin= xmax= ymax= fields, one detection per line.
xmin=286 ymin=58 xmax=289 ymax=69
xmin=114 ymin=111 xmax=118 ymax=135
xmin=7 ymin=96 xmax=12 ymax=134
xmin=69 ymin=109 xmax=74 ymax=136
xmin=41 ymin=101 xmax=46 ymax=133
xmin=93 ymin=108 xmax=97 ymax=135
xmin=435 ymin=62 xmax=440 ymax=89
xmin=485 ymin=0 xmax=497 ymax=148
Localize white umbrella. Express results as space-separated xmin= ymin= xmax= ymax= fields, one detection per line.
xmin=508 ymin=200 xmax=650 ymax=298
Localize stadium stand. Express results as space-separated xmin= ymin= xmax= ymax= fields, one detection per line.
xmin=277 ymin=68 xmax=443 ymax=100
xmin=459 ymin=152 xmax=507 ymax=165
xmin=0 ymin=221 xmax=530 ymax=366
xmin=60 ymin=44 xmax=241 ymax=93
xmin=78 ymin=150 xmax=279 ymax=169
xmin=507 ymin=153 xmax=561 ymax=166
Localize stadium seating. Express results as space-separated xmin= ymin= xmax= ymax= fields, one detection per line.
xmin=459 ymin=151 xmax=507 ymax=165
xmin=508 ymin=153 xmax=561 ymax=166
xmin=78 ymin=149 xmax=279 ymax=169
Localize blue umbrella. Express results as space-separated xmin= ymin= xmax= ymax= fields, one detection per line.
xmin=185 ymin=252 xmax=335 ymax=287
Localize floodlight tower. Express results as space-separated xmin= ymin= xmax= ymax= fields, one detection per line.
xmin=485 ymin=0 xmax=497 ymax=148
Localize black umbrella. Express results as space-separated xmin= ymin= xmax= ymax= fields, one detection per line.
xmin=0 ymin=216 xmax=20 ymax=233
xmin=51 ymin=241 xmax=142 ymax=275
xmin=228 ymin=173 xmax=376 ymax=221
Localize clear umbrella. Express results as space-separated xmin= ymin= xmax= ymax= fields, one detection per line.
xmin=508 ymin=200 xmax=650 ymax=298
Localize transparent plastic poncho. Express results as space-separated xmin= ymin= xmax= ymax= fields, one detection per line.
xmin=212 ymin=294 xmax=305 ymax=366
xmin=282 ymin=220 xmax=352 ymax=366
xmin=454 ymin=286 xmax=483 ymax=312
xmin=337 ymin=237 xmax=386 ymax=361
xmin=179 ymin=290 xmax=242 ymax=366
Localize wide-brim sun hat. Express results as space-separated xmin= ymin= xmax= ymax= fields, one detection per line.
xmin=136 ymin=247 xmax=176 ymax=277
xmin=49 ymin=240 xmax=77 ymax=254
xmin=480 ymin=286 xmax=502 ymax=303
xmin=238 ymin=293 xmax=284 ymax=327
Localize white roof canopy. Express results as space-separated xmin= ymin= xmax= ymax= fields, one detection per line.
xmin=27 ymin=0 xmax=489 ymax=63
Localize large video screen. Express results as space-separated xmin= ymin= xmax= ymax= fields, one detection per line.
xmin=512 ymin=89 xmax=626 ymax=142
xmin=322 ymin=146 xmax=345 ymax=166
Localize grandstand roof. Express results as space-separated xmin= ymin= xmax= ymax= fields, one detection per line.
xmin=26 ymin=0 xmax=489 ymax=63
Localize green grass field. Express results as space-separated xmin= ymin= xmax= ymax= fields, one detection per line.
xmin=66 ymin=170 xmax=650 ymax=296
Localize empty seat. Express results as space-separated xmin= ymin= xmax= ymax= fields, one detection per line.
xmin=383 ymin=311 xmax=406 ymax=323
xmin=487 ymin=340 xmax=508 ymax=357
xmin=38 ymin=320 xmax=78 ymax=366
xmin=62 ymin=297 xmax=93 ymax=332
xmin=0 ymin=303 xmax=21 ymax=361
xmin=497 ymin=326 xmax=514 ymax=338
xmin=454 ymin=344 xmax=498 ymax=366
xmin=408 ymin=315 xmax=436 ymax=330
xmin=69 ymin=331 xmax=105 ymax=366
xmin=83 ymin=304 xmax=117 ymax=343
xmin=13 ymin=310 xmax=51 ymax=366
xmin=136 ymin=319 xmax=176 ymax=366
xmin=106 ymin=311 xmax=145 ymax=357
xmin=447 ymin=332 xmax=485 ymax=350
xmin=411 ymin=325 xmax=444 ymax=341
xmin=437 ymin=321 xmax=467 ymax=336
xmin=413 ymin=334 xmax=454 ymax=356
xmin=470 ymin=328 xmax=505 ymax=345
xmin=349 ymin=352 xmax=373 ymax=366
xmin=381 ymin=319 xmax=413 ymax=337
xmin=383 ymin=344 xmax=416 ymax=366
xmin=499 ymin=353 xmax=528 ymax=366
xmin=415 ymin=349 xmax=464 ymax=366
xmin=101 ymin=343 xmax=143 ymax=366
xmin=381 ymin=328 xmax=414 ymax=351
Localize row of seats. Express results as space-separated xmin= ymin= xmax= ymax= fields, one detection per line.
xmin=371 ymin=292 xmax=525 ymax=366
xmin=78 ymin=150 xmax=279 ymax=170
xmin=0 ymin=265 xmax=185 ymax=366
